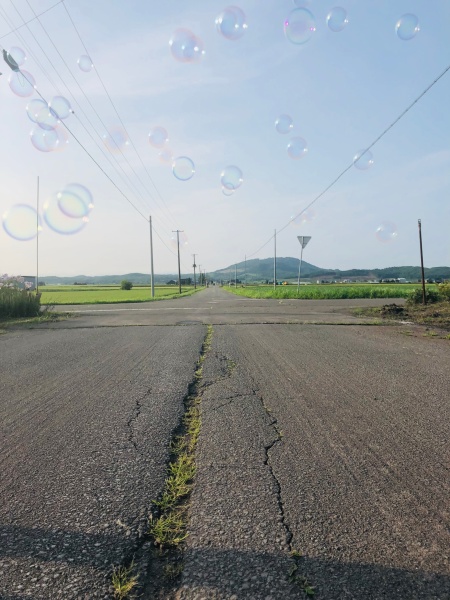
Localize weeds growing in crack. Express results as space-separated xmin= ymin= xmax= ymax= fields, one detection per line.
xmin=148 ymin=325 xmax=212 ymax=562
xmin=112 ymin=562 xmax=138 ymax=599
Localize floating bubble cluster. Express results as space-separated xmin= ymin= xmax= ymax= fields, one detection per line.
xmin=30 ymin=126 xmax=61 ymax=152
xmin=215 ymin=6 xmax=248 ymax=41
xmin=2 ymin=204 xmax=41 ymax=241
xmin=43 ymin=183 xmax=93 ymax=235
xmin=9 ymin=70 xmax=35 ymax=97
xmin=78 ymin=55 xmax=93 ymax=72
xmin=287 ymin=137 xmax=308 ymax=159
xmin=395 ymin=14 xmax=420 ymax=41
xmin=169 ymin=29 xmax=205 ymax=63
xmin=284 ymin=8 xmax=316 ymax=45
xmin=353 ymin=149 xmax=374 ymax=170
xmin=375 ymin=222 xmax=398 ymax=243
xmin=221 ymin=165 xmax=243 ymax=191
xmin=326 ymin=7 xmax=348 ymax=32
xmin=275 ymin=114 xmax=294 ymax=134
xmin=172 ymin=156 xmax=195 ymax=180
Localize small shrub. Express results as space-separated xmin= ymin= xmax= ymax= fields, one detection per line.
xmin=120 ymin=280 xmax=133 ymax=290
xmin=0 ymin=276 xmax=41 ymax=318
xmin=438 ymin=283 xmax=450 ymax=301
xmin=406 ymin=287 xmax=440 ymax=305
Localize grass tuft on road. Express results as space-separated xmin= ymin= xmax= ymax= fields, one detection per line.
xmin=112 ymin=563 xmax=138 ymax=599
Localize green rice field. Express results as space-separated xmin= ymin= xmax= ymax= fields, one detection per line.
xmin=40 ymin=285 xmax=200 ymax=305
xmin=224 ymin=283 xmax=437 ymax=300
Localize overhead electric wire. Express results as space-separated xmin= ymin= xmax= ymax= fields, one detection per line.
xmin=0 ymin=0 xmax=63 ymax=39
xmin=244 ymin=61 xmax=450 ymax=261
xmin=62 ymin=0 xmax=179 ymax=228
xmin=25 ymin=0 xmax=178 ymax=231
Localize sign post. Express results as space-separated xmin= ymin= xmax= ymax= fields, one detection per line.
xmin=297 ymin=236 xmax=311 ymax=292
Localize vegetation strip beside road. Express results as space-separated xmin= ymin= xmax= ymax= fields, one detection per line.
xmin=112 ymin=325 xmax=213 ymax=599
xmin=224 ymin=283 xmax=439 ymax=300
xmin=40 ymin=285 xmax=202 ymax=305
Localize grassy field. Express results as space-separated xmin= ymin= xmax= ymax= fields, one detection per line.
xmin=40 ymin=285 xmax=201 ymax=305
xmin=224 ymin=283 xmax=437 ymax=300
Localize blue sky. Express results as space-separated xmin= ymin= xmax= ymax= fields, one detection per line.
xmin=1 ymin=0 xmax=449 ymax=276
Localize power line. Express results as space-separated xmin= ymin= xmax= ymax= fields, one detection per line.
xmin=245 ymin=61 xmax=450 ymax=259
xmin=0 ymin=0 xmax=64 ymax=40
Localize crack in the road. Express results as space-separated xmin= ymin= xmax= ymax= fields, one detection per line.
xmin=126 ymin=394 xmax=145 ymax=455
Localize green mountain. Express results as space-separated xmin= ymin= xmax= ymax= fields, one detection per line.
xmin=40 ymin=259 xmax=450 ymax=286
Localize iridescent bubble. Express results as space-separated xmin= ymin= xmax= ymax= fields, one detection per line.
xmin=78 ymin=55 xmax=93 ymax=72
xmin=290 ymin=208 xmax=315 ymax=226
xmin=158 ymin=147 xmax=174 ymax=164
xmin=375 ymin=222 xmax=398 ymax=243
xmin=287 ymin=137 xmax=308 ymax=159
xmin=395 ymin=14 xmax=420 ymax=41
xmin=169 ymin=29 xmax=205 ymax=63
xmin=353 ymin=149 xmax=374 ymax=170
xmin=327 ymin=7 xmax=348 ymax=32
xmin=2 ymin=204 xmax=40 ymax=241
xmin=284 ymin=9 xmax=316 ymax=45
xmin=26 ymin=99 xmax=48 ymax=123
xmin=275 ymin=114 xmax=294 ymax=134
xmin=43 ymin=194 xmax=88 ymax=235
xmin=49 ymin=96 xmax=71 ymax=119
xmin=30 ymin=126 xmax=60 ymax=152
xmin=220 ymin=165 xmax=243 ymax=191
xmin=57 ymin=184 xmax=93 ymax=219
xmin=170 ymin=231 xmax=189 ymax=250
xmin=36 ymin=106 xmax=58 ymax=131
xmin=103 ymin=127 xmax=129 ymax=153
xmin=148 ymin=126 xmax=169 ymax=148
xmin=222 ymin=186 xmax=235 ymax=197
xmin=215 ymin=6 xmax=248 ymax=41
xmin=9 ymin=46 xmax=26 ymax=66
xmin=8 ymin=70 xmax=35 ymax=97
xmin=52 ymin=125 xmax=70 ymax=152
xmin=172 ymin=156 xmax=195 ymax=181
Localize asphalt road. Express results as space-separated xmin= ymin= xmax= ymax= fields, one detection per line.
xmin=1 ymin=287 xmax=449 ymax=599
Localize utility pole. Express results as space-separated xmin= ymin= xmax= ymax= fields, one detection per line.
xmin=149 ymin=216 xmax=155 ymax=298
xmin=273 ymin=229 xmax=277 ymax=289
xmin=235 ymin=264 xmax=237 ymax=288
xmin=172 ymin=229 xmax=183 ymax=294
xmin=192 ymin=254 xmax=197 ymax=289
xmin=36 ymin=176 xmax=39 ymax=295
xmin=418 ymin=219 xmax=426 ymax=305
xmin=198 ymin=265 xmax=202 ymax=286
xmin=244 ymin=254 xmax=247 ymax=286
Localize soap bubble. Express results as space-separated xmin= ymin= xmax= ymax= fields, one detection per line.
xmin=9 ymin=70 xmax=35 ymax=97
xmin=215 ymin=6 xmax=248 ymax=41
xmin=284 ymin=8 xmax=316 ymax=45
xmin=78 ymin=55 xmax=93 ymax=72
xmin=103 ymin=127 xmax=129 ymax=153
xmin=26 ymin=99 xmax=49 ymax=123
xmin=57 ymin=184 xmax=93 ymax=219
xmin=2 ymin=204 xmax=40 ymax=241
xmin=170 ymin=231 xmax=189 ymax=250
xmin=222 ymin=187 xmax=235 ymax=197
xmin=353 ymin=149 xmax=374 ymax=170
xmin=49 ymin=96 xmax=71 ymax=119
xmin=375 ymin=222 xmax=397 ymax=243
xmin=395 ymin=14 xmax=419 ymax=41
xmin=169 ymin=29 xmax=205 ymax=63
xmin=290 ymin=208 xmax=315 ymax=226
xmin=43 ymin=194 xmax=88 ymax=235
xmin=36 ymin=107 xmax=58 ymax=131
xmin=9 ymin=46 xmax=26 ymax=66
xmin=30 ymin=126 xmax=60 ymax=152
xmin=287 ymin=137 xmax=308 ymax=159
xmin=172 ymin=156 xmax=195 ymax=180
xmin=326 ymin=7 xmax=348 ymax=32
xmin=148 ymin=126 xmax=169 ymax=148
xmin=158 ymin=147 xmax=174 ymax=164
xmin=275 ymin=114 xmax=294 ymax=134
xmin=220 ymin=165 xmax=243 ymax=190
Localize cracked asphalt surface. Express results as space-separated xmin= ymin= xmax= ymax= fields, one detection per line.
xmin=1 ymin=287 xmax=449 ymax=599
